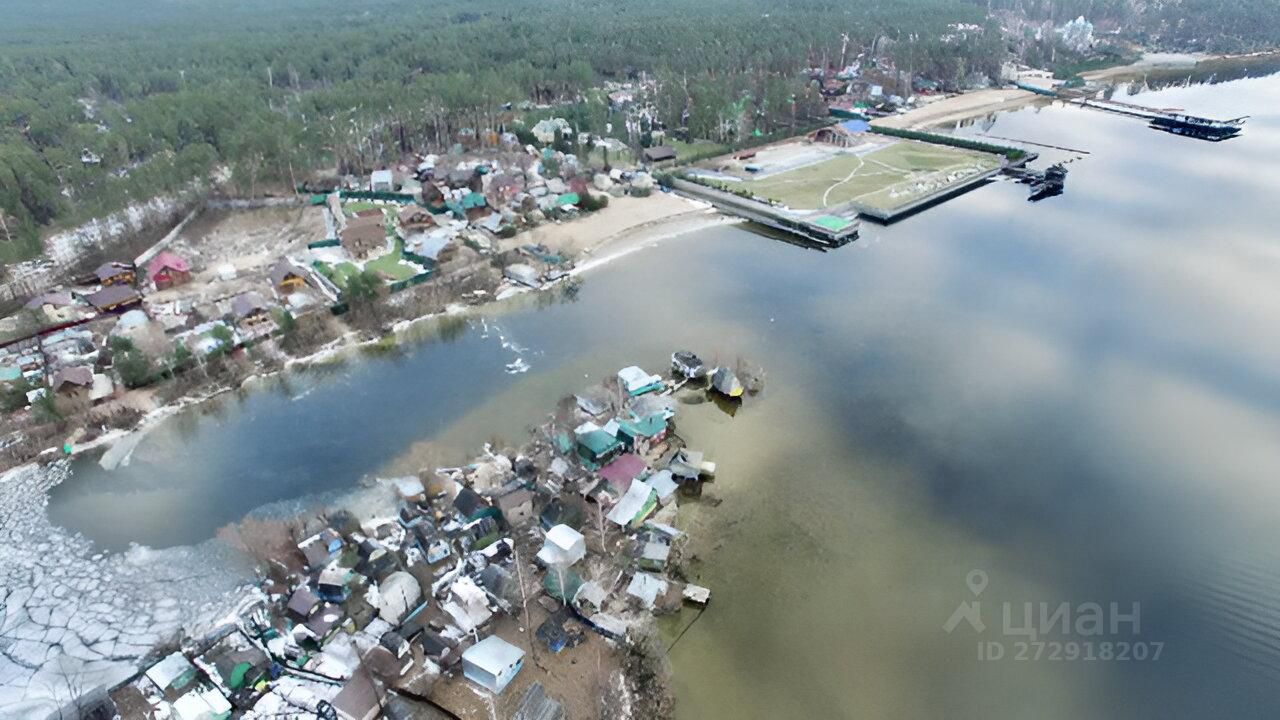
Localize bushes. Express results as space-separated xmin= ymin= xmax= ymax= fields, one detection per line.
xmin=578 ymin=192 xmax=609 ymax=212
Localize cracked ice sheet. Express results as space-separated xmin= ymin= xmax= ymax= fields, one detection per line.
xmin=0 ymin=462 xmax=256 ymax=720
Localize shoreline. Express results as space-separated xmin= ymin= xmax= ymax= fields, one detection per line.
xmin=874 ymin=47 xmax=1280 ymax=132
xmin=45 ymin=199 xmax=728 ymax=468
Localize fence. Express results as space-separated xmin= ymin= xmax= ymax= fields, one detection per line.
xmin=868 ymin=125 xmax=1028 ymax=160
xmin=389 ymin=271 xmax=433 ymax=294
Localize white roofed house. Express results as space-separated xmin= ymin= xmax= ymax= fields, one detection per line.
xmin=536 ymin=524 xmax=586 ymax=568
xmin=462 ymin=635 xmax=525 ymax=694
xmin=370 ymin=169 xmax=395 ymax=192
xmin=374 ymin=571 xmax=422 ymax=625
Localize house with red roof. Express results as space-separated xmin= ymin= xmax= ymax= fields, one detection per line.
xmin=147 ymin=251 xmax=192 ymax=290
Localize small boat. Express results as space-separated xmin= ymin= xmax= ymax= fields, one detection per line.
xmin=671 ymin=351 xmax=708 ymax=380
xmin=710 ymin=366 xmax=744 ymax=398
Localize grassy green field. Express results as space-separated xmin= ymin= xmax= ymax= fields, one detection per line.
xmin=738 ymin=140 xmax=1001 ymax=213
xmin=342 ymin=201 xmax=386 ymax=214
xmin=323 ymin=261 xmax=361 ymax=289
xmin=365 ymin=249 xmax=418 ymax=281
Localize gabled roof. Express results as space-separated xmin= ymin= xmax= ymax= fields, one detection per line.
xmin=24 ymin=291 xmax=75 ymax=310
xmin=95 ymin=261 xmax=134 ymax=281
xmin=147 ymin=251 xmax=189 ymax=280
xmin=86 ymin=285 xmax=141 ymax=310
xmin=270 ymin=258 xmax=306 ymax=286
xmin=599 ymin=453 xmax=647 ymax=489
xmin=287 ymin=585 xmax=320 ymax=617
xmin=332 ymin=664 xmax=381 ymax=720
xmin=231 ymin=292 xmax=269 ymax=319
xmin=577 ymin=429 xmax=621 ymax=457
xmin=52 ymin=366 xmax=94 ymax=391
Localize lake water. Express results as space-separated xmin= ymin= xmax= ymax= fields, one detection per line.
xmin=47 ymin=71 xmax=1280 ymax=718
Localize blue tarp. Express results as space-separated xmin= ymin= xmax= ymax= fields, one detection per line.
xmin=839 ymin=119 xmax=871 ymax=133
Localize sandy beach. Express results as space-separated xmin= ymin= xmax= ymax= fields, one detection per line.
xmin=871 ymin=88 xmax=1043 ymax=130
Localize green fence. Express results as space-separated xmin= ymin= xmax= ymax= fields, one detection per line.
xmin=401 ymin=251 xmax=437 ymax=268
xmin=307 ymin=239 xmax=341 ymax=249
xmin=868 ymin=126 xmax=1027 ymax=160
xmin=389 ymin=271 xmax=434 ymax=293
xmin=340 ymin=190 xmax=418 ymax=203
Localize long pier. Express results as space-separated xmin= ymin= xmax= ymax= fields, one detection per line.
xmin=1014 ymin=81 xmax=1246 ymax=140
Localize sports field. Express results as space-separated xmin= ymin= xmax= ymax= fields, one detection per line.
xmin=735 ymin=140 xmax=1002 ymax=214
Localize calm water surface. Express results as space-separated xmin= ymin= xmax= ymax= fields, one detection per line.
xmin=47 ymin=72 xmax=1280 ymax=718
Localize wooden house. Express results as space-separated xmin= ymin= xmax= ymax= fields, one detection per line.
xmin=95 ymin=262 xmax=136 ymax=287
xmin=51 ymin=366 xmax=94 ymax=407
xmin=146 ymin=251 xmax=191 ymax=290
xmin=340 ymin=216 xmax=387 ymax=259
xmin=270 ymin=258 xmax=308 ymax=294
xmin=85 ymin=285 xmax=142 ymax=313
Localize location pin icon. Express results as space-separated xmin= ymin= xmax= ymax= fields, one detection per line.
xmin=966 ymin=569 xmax=989 ymax=597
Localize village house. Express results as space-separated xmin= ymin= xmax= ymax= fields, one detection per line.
xmin=146 ymin=251 xmax=192 ymax=290
xmin=95 ymin=261 xmax=136 ymax=286
xmin=270 ymin=258 xmax=309 ymax=295
xmin=51 ymin=366 xmax=94 ymax=406
xmin=461 ymin=635 xmax=525 ymax=694
xmin=332 ymin=666 xmax=382 ymax=720
xmin=341 ymin=215 xmax=388 ymax=259
xmin=230 ymin=292 xmax=273 ymax=336
xmin=85 ymin=285 xmax=142 ymax=313
xmin=397 ymin=204 xmax=435 ymax=232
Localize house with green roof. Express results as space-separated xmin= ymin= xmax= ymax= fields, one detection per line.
xmin=576 ymin=429 xmax=622 ymax=468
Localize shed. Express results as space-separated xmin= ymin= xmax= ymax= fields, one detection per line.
xmin=370 ymin=170 xmax=395 ymax=192
xmin=598 ymin=453 xmax=647 ymax=494
xmin=503 ymin=263 xmax=541 ymax=288
xmin=462 ymin=635 xmax=525 ymax=694
xmin=536 ymin=524 xmax=586 ymax=567
xmin=332 ymin=666 xmax=381 ymax=720
xmin=496 ymin=488 xmax=535 ymax=527
xmin=171 ymin=686 xmax=232 ymax=720
xmin=625 ymin=572 xmax=668 ymax=609
xmin=606 ymin=480 xmax=658 ymax=528
xmin=617 ymin=366 xmax=663 ymax=396
xmin=145 ymin=652 xmax=197 ymax=698
xmin=286 ymin=585 xmax=320 ymax=621
xmin=647 ymin=469 xmax=680 ymax=505
xmin=576 ymin=429 xmax=622 ymax=467
xmin=376 ymin=571 xmax=422 ymax=624
xmin=642 ymin=146 xmax=677 ymax=163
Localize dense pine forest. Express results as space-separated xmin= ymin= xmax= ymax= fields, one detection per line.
xmin=1 ymin=0 xmax=1277 ymax=260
